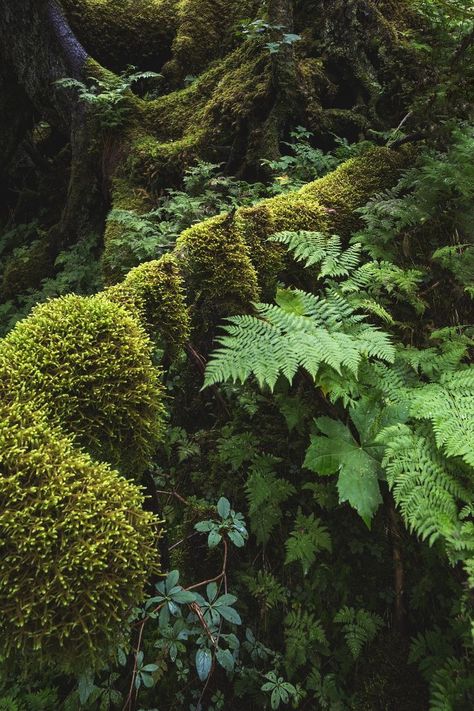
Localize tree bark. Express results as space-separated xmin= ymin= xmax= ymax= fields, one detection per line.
xmin=0 ymin=0 xmax=105 ymax=243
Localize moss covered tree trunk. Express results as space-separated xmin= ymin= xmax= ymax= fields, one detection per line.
xmin=0 ymin=0 xmax=427 ymax=291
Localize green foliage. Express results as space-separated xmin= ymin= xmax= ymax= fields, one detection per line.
xmin=106 ymin=161 xmax=267 ymax=267
xmin=304 ymin=413 xmax=384 ymax=527
xmin=204 ymin=234 xmax=395 ymax=392
xmin=55 ymin=68 xmax=162 ymax=130
xmin=239 ymin=18 xmax=301 ymax=55
xmin=0 ymin=232 xmax=102 ymax=337
xmin=284 ymin=609 xmax=327 ymax=675
xmin=245 ymin=455 xmax=295 ymax=545
xmin=260 ymin=671 xmax=298 ymax=709
xmin=334 ymin=607 xmax=383 ymax=660
xmin=285 ymin=510 xmax=332 ymax=575
xmin=194 ymin=497 xmax=249 ymax=549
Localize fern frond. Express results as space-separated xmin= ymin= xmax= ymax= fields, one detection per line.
xmin=268 ymin=231 xmax=361 ymax=276
xmin=334 ymin=606 xmax=383 ymax=659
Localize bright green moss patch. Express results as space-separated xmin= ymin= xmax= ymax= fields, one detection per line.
xmin=104 ymin=253 xmax=191 ymax=352
xmin=176 ymin=212 xmax=259 ymax=324
xmin=0 ymin=400 xmax=160 ymax=671
xmin=0 ymin=294 xmax=165 ymax=478
xmin=300 ymin=146 xmax=410 ymax=234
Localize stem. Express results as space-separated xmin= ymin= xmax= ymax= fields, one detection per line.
xmin=388 ymin=496 xmax=407 ymax=637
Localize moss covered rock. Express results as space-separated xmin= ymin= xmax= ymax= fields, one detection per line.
xmin=0 ymin=400 xmax=160 ymax=670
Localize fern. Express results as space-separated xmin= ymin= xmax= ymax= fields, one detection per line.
xmin=245 ymin=455 xmax=295 ymax=545
xmin=284 ymin=510 xmax=332 ymax=575
xmin=245 ymin=570 xmax=289 ymax=611
xmin=204 ymin=287 xmax=394 ymax=391
xmin=284 ymin=608 xmax=328 ymax=674
xmin=269 ymin=232 xmax=361 ymax=275
xmin=410 ymin=366 xmax=474 ymax=467
xmin=333 ymin=606 xmax=383 ymax=659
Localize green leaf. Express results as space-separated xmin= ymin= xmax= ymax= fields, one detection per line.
xmin=304 ymin=416 xmax=383 ymax=524
xmin=218 ymin=605 xmax=242 ymax=625
xmin=78 ymin=671 xmax=95 ymax=705
xmin=337 ymin=466 xmax=382 ymax=528
xmin=228 ymin=529 xmax=246 ymax=547
xmin=195 ymin=648 xmax=212 ymax=681
xmin=166 ymin=570 xmax=179 ymax=590
xmin=171 ymin=589 xmax=196 ymax=604
xmin=141 ymin=672 xmax=155 ymax=688
xmin=141 ymin=664 xmax=159 ymax=672
xmin=271 ymin=687 xmax=281 ymax=709
xmin=217 ymin=497 xmax=231 ymax=519
xmin=208 ymin=529 xmax=222 ymax=548
xmin=206 ymin=582 xmax=218 ymax=602
xmin=216 ymin=648 xmax=235 ymax=673
xmin=195 ymin=520 xmax=213 ymax=532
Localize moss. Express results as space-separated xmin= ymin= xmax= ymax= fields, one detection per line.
xmin=171 ymin=147 xmax=409 ymax=327
xmin=104 ymin=253 xmax=191 ymax=352
xmin=1 ymin=237 xmax=54 ymax=300
xmin=163 ymin=0 xmax=261 ymax=82
xmin=299 ymin=146 xmax=410 ymax=234
xmin=176 ymin=212 xmax=259 ymax=324
xmin=62 ymin=0 xmax=178 ymax=71
xmin=0 ymin=294 xmax=165 ymax=478
xmin=102 ymin=177 xmax=153 ymax=283
xmin=0 ymin=400 xmax=160 ymax=671
xmin=126 ymin=42 xmax=272 ymax=186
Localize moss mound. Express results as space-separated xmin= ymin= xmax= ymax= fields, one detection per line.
xmin=0 ymin=294 xmax=165 ymax=477
xmin=0 ymin=401 xmax=160 ymax=670
xmin=62 ymin=0 xmax=178 ymax=71
xmin=103 ymin=253 xmax=191 ymax=352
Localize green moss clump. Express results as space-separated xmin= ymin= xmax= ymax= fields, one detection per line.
xmin=176 ymin=212 xmax=259 ymax=325
xmin=0 ymin=294 xmax=165 ymax=478
xmin=299 ymin=146 xmax=410 ymax=234
xmin=62 ymin=0 xmax=178 ymax=71
xmin=0 ymin=400 xmax=160 ymax=671
xmin=103 ymin=253 xmax=191 ymax=352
